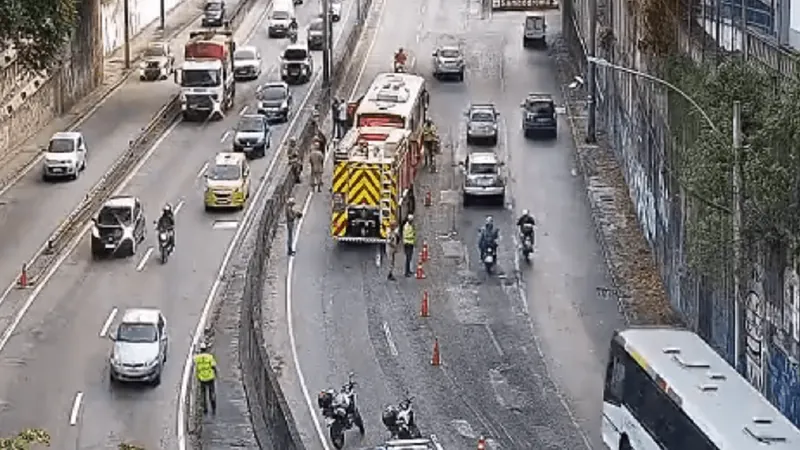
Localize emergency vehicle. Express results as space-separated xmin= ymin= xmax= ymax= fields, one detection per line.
xmin=332 ymin=73 xmax=429 ymax=243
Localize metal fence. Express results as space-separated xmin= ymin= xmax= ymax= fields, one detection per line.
xmin=562 ymin=0 xmax=800 ymax=426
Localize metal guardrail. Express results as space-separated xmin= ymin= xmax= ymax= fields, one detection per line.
xmin=490 ymin=0 xmax=559 ymax=10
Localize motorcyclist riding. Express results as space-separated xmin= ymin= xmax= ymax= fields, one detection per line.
xmin=517 ymin=209 xmax=535 ymax=237
xmin=288 ymin=18 xmax=299 ymax=41
xmin=478 ymin=216 xmax=499 ymax=260
xmin=157 ymin=204 xmax=176 ymax=248
xmin=394 ymin=47 xmax=407 ymax=71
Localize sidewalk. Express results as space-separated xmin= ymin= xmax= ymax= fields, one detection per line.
xmin=0 ymin=0 xmax=205 ymax=191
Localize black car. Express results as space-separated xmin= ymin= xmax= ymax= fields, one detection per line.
xmin=521 ymin=93 xmax=557 ymax=138
xmin=307 ymin=18 xmax=324 ymax=50
xmin=465 ymin=104 xmax=500 ymax=145
xmin=233 ymin=114 xmax=272 ymax=158
xmin=281 ymin=44 xmax=314 ymax=84
xmin=91 ymin=195 xmax=146 ymax=259
xmin=202 ymin=0 xmax=226 ymax=27
xmin=256 ymin=82 xmax=292 ymax=122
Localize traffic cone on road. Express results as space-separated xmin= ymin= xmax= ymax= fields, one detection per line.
xmin=415 ymin=260 xmax=426 ymax=279
xmin=420 ymin=290 xmax=430 ymax=317
xmin=424 ymin=190 xmax=432 ymax=207
xmin=17 ymin=264 xmax=28 ymax=288
xmin=421 ymin=241 xmax=429 ymax=262
xmin=431 ymin=338 xmax=440 ymax=366
xmin=477 ymin=436 xmax=486 ymax=450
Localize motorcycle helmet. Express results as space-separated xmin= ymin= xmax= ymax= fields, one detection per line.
xmin=522 ymin=209 xmax=529 ymax=216
xmin=163 ymin=204 xmax=172 ymax=214
xmin=382 ymin=405 xmax=398 ymax=427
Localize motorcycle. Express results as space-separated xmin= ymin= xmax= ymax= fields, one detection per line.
xmin=318 ymin=373 xmax=365 ymax=449
xmin=154 ymin=223 xmax=173 ymax=264
xmin=483 ymin=244 xmax=496 ymax=274
xmin=520 ymin=223 xmax=534 ymax=263
xmin=382 ymin=395 xmax=422 ymax=440
xmin=288 ymin=27 xmax=298 ymax=43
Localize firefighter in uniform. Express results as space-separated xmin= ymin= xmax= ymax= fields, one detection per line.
xmin=422 ymin=119 xmax=438 ymax=170
xmin=385 ymin=221 xmax=400 ymax=280
xmin=308 ymin=142 xmax=324 ymax=192
xmin=402 ymin=215 xmax=416 ymax=277
xmin=194 ymin=341 xmax=217 ymax=415
xmin=287 ymin=137 xmax=302 ymax=184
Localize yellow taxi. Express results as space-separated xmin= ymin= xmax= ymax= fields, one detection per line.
xmin=204 ymin=152 xmax=251 ymax=210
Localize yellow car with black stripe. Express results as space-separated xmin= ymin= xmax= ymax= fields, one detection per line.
xmin=204 ymin=152 xmax=250 ymax=211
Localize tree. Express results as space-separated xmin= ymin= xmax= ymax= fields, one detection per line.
xmin=0 ymin=0 xmax=79 ymax=72
xmin=0 ymin=428 xmax=50 ymax=449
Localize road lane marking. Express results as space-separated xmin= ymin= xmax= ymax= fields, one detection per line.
xmin=0 ymin=120 xmax=180 ymax=355
xmin=69 ymin=391 xmax=83 ymax=426
xmin=483 ymin=324 xmax=504 ymax=356
xmin=286 ymin=0 xmax=386 ymax=447
xmin=99 ymin=307 xmax=118 ymax=337
xmin=174 ymin=199 xmax=185 ymax=214
xmin=177 ymin=2 xmax=359 ymax=448
xmin=196 ymin=162 xmax=208 ymax=179
xmin=375 ymin=245 xmax=381 ymax=267
xmin=382 ymin=321 xmax=399 ymax=356
xmin=136 ymin=247 xmax=154 ymax=271
xmin=219 ymin=131 xmax=230 ymax=143
xmin=211 ymin=220 xmax=239 ymax=230
xmin=239 ymin=105 xmax=248 ymax=115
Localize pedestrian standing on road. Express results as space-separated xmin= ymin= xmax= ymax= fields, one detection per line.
xmin=337 ymin=98 xmax=349 ymax=136
xmin=386 ymin=221 xmax=400 ymax=280
xmin=402 ymin=215 xmax=416 ymax=277
xmin=309 ymin=144 xmax=325 ymax=192
xmin=194 ymin=341 xmax=217 ymax=415
xmin=285 ymin=197 xmax=303 ymax=256
xmin=287 ymin=138 xmax=302 ymax=184
xmin=331 ymin=98 xmax=340 ymax=137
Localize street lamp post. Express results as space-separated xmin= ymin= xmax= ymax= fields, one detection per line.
xmin=585 ymin=56 xmax=744 ymax=372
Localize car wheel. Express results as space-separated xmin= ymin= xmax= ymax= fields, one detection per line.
xmin=497 ymin=193 xmax=505 ymax=207
xmin=109 ymin=371 xmax=116 ymax=385
xmin=152 ymin=368 xmax=162 ymax=386
xmin=71 ymin=171 xmax=79 ymax=181
xmin=463 ymin=194 xmax=470 ymax=207
xmin=458 ymin=72 xmax=464 ymax=82
xmin=129 ymin=240 xmax=137 ymax=257
xmin=466 ymin=136 xmax=472 ymax=145
xmin=490 ymin=136 xmax=498 ymax=146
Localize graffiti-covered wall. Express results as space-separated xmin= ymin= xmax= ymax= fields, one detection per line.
xmin=563 ymin=0 xmax=800 ymax=427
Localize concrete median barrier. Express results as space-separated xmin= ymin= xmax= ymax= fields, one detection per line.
xmin=189 ymin=0 xmax=377 ymax=447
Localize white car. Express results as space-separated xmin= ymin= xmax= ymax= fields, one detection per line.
xmin=108 ymin=308 xmax=169 ymax=386
xmin=330 ymin=0 xmax=342 ymax=21
xmin=41 ymin=131 xmax=87 ymax=181
xmin=233 ymin=46 xmax=262 ymax=81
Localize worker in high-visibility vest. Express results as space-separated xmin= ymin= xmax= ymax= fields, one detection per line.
xmin=402 ymin=215 xmax=416 ymax=277
xmin=194 ymin=341 xmax=217 ymax=415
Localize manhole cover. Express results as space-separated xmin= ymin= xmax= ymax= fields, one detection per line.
xmin=441 ymin=239 xmax=462 ymax=258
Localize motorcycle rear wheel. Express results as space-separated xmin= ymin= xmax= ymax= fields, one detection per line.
xmin=330 ymin=422 xmax=345 ymax=449
xmin=355 ymin=411 xmax=365 ymax=434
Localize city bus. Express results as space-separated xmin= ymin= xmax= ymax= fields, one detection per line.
xmin=602 ymin=327 xmax=800 ymax=449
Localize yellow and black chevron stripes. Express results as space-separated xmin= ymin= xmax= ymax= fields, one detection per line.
xmin=347 ymin=165 xmax=381 ymax=206
xmin=380 ymin=163 xmax=398 ymax=238
xmin=331 ymin=211 xmax=347 ymax=237
xmin=331 ymin=162 xmax=348 ymax=237
xmin=332 ymin=162 xmax=348 ymax=194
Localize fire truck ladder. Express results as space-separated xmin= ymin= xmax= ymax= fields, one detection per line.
xmin=379 ymin=163 xmax=393 ymax=235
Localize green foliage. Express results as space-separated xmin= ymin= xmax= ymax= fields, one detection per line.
xmin=665 ymin=55 xmax=800 ymax=274
xmin=0 ymin=428 xmax=50 ymax=449
xmin=0 ymin=0 xmax=80 ymax=72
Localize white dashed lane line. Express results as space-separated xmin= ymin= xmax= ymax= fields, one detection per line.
xmin=99 ymin=307 xmax=118 ymax=338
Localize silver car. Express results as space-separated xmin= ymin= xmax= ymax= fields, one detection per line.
xmin=465 ymin=104 xmax=499 ymax=145
xmin=461 ymin=152 xmax=505 ymax=206
xmin=432 ymin=46 xmax=464 ymax=81
xmin=108 ymin=308 xmax=168 ymax=386
xmin=233 ymin=45 xmax=262 ymax=81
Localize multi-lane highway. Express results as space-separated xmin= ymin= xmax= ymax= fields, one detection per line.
xmin=0 ymin=0 xmax=356 ymax=447
xmin=274 ymin=0 xmax=625 ymax=449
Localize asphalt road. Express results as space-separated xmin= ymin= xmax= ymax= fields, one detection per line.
xmin=0 ymin=0 xmax=356 ymax=447
xmin=287 ymin=2 xmax=624 ymax=450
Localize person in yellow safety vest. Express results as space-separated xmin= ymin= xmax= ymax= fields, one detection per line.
xmin=422 ymin=119 xmax=438 ymax=169
xmin=194 ymin=341 xmax=217 ymax=415
xmin=402 ymin=215 xmax=416 ymax=277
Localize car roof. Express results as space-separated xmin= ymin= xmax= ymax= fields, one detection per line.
xmin=103 ymin=195 xmax=137 ymax=208
xmin=525 ymin=12 xmax=545 ymax=17
xmin=438 ymin=45 xmax=460 ymax=52
xmin=261 ymin=81 xmax=288 ymax=89
xmin=470 ymin=152 xmax=499 ymax=164
xmin=239 ymin=114 xmax=266 ymax=122
xmin=469 ymin=103 xmax=496 ymax=112
xmin=214 ymin=151 xmax=246 ymax=165
xmin=120 ymin=308 xmax=161 ymax=325
xmin=527 ymin=92 xmax=553 ymax=100
xmin=235 ymin=45 xmax=257 ymax=53
xmin=285 ymin=43 xmax=308 ymax=51
xmin=51 ymin=131 xmax=82 ymax=140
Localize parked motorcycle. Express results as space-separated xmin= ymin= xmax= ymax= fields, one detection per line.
xmin=382 ymin=395 xmax=422 ymax=440
xmin=318 ymin=372 xmax=365 ymax=449
xmin=520 ymin=223 xmax=534 ymax=263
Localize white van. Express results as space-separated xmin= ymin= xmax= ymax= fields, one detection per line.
xmin=267 ymin=0 xmax=296 ymax=38
xmin=523 ymin=13 xmax=546 ymax=48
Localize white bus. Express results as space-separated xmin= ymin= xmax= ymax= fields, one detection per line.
xmin=602 ymin=327 xmax=800 ymax=449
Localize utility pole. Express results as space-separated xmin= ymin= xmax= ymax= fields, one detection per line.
xmin=322 ymin=0 xmax=332 ymax=92
xmin=739 ymin=0 xmax=747 ymax=58
xmin=356 ymin=0 xmax=362 ymax=23
xmin=586 ymin=0 xmax=597 ymax=143
xmin=160 ymin=0 xmax=166 ymax=31
xmin=732 ymin=100 xmax=743 ymax=373
xmin=123 ymin=0 xmax=131 ymax=69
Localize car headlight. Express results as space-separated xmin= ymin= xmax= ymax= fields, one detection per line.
xmin=281 ymin=100 xmax=288 ymax=109
xmin=145 ymin=358 xmax=160 ymax=368
xmin=91 ymin=226 xmax=100 ymax=238
xmin=492 ymin=124 xmax=498 ymax=130
xmin=140 ymin=61 xmax=147 ymax=69
xmin=110 ymin=354 xmax=121 ymax=366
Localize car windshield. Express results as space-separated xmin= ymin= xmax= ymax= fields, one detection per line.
xmin=117 ymin=323 xmax=158 ymax=343
xmin=205 ymin=2 xmax=222 ymax=11
xmin=272 ymin=11 xmax=289 ymax=19
xmin=283 ymin=49 xmax=307 ymax=60
xmin=526 ymin=100 xmax=554 ymax=114
xmin=310 ymin=20 xmax=323 ymax=31
xmin=48 ymin=138 xmax=75 ymax=153
xmin=97 ymin=206 xmax=132 ymax=226
xmin=470 ymin=163 xmax=497 ymax=175
xmin=182 ymin=69 xmax=219 ymax=87
xmin=439 ymin=49 xmax=460 ymax=58
xmin=470 ymin=111 xmax=494 ymax=122
xmin=259 ymin=86 xmax=286 ymax=101
xmin=235 ymin=49 xmax=256 ymax=60
xmin=209 ymin=164 xmax=241 ymax=181
xmin=238 ymin=117 xmax=264 ymax=132
xmin=144 ymin=46 xmax=166 ymax=57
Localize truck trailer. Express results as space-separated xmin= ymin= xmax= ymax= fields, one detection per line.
xmin=175 ymin=30 xmax=236 ymax=121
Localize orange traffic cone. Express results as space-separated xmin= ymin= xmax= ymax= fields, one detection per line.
xmin=431 ymin=338 xmax=440 ymax=366
xmin=17 ymin=263 xmax=28 ymax=288
xmin=421 ymin=241 xmax=429 ymax=262
xmin=420 ymin=290 xmax=430 ymax=317
xmin=424 ymin=190 xmax=432 ymax=207
xmin=415 ymin=260 xmax=426 ymax=279
xmin=477 ymin=436 xmax=486 ymax=450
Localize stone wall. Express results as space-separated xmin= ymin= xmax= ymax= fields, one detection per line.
xmin=101 ymin=0 xmax=184 ymax=55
